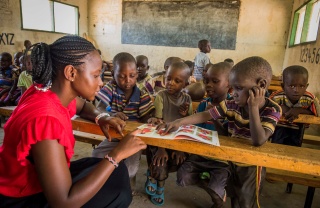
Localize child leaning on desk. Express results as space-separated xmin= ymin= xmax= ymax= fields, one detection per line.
xmin=146 ymin=62 xmax=193 ymax=206
xmin=270 ymin=65 xmax=320 ymax=146
xmin=159 ymin=56 xmax=282 ymax=208
xmin=92 ymin=52 xmax=155 ymax=192
xmin=177 ymin=62 xmax=232 ymax=208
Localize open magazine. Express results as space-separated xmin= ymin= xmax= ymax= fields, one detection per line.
xmin=135 ymin=124 xmax=220 ymax=146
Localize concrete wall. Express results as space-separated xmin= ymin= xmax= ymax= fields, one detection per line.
xmin=88 ymin=0 xmax=293 ymax=74
xmin=283 ymin=0 xmax=320 ymax=135
xmin=0 ymin=0 xmax=88 ymax=54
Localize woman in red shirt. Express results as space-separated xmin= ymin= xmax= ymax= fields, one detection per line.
xmin=0 ymin=35 xmax=146 ymax=208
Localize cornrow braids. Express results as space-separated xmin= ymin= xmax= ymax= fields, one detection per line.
xmin=30 ymin=35 xmax=96 ymax=87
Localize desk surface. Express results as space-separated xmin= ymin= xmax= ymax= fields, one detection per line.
xmin=1 ymin=106 xmax=320 ymax=176
xmin=71 ymin=118 xmax=320 ymax=177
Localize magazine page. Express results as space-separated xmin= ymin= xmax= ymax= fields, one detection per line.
xmin=135 ymin=124 xmax=176 ymax=139
xmin=175 ymin=125 xmax=220 ymax=146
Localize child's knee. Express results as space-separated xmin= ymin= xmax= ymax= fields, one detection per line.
xmin=176 ymin=166 xmax=197 ymax=187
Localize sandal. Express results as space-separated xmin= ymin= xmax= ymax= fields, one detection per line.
xmin=151 ymin=186 xmax=164 ymax=206
xmin=145 ymin=170 xmax=157 ymax=196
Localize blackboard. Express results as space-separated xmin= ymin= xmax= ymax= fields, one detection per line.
xmin=121 ymin=1 xmax=240 ymax=49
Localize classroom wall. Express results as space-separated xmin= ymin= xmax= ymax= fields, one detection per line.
xmin=283 ymin=0 xmax=320 ymax=135
xmin=88 ymin=0 xmax=293 ymax=74
xmin=0 ymin=0 xmax=88 ymax=55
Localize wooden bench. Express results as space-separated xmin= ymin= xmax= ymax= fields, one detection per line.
xmin=266 ymin=168 xmax=320 ymax=208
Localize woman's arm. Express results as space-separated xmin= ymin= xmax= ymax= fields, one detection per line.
xmin=32 ymin=134 xmax=146 ymax=208
xmin=76 ymin=97 xmax=126 ymax=139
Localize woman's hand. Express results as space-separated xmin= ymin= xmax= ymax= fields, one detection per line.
xmin=153 ymin=147 xmax=168 ymax=166
xmin=109 ymin=133 xmax=146 ymax=162
xmin=98 ymin=116 xmax=126 ymax=141
xmin=112 ymin=112 xmax=129 ymax=121
xmin=171 ymin=151 xmax=186 ymax=165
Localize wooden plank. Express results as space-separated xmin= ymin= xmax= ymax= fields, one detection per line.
xmin=266 ymin=168 xmax=320 ymax=187
xmin=73 ymin=130 xmax=105 ymax=145
xmin=71 ymin=118 xmax=320 ymax=176
xmin=192 ymin=102 xmax=199 ymax=111
xmin=268 ymin=85 xmax=282 ymax=91
xmin=279 ymin=114 xmax=320 ymax=125
xmin=0 ymin=106 xmax=15 ymax=117
xmin=270 ymin=80 xmax=281 ymax=86
xmin=303 ymin=134 xmax=320 ymax=146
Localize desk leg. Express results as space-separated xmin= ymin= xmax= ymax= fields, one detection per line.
xmin=286 ymin=183 xmax=293 ymax=193
xmin=304 ymin=187 xmax=315 ymax=208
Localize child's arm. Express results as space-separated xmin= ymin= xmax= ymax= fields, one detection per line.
xmin=283 ymin=107 xmax=313 ymax=123
xmin=20 ymin=86 xmax=27 ymax=95
xmin=153 ymin=147 xmax=168 ymax=166
xmin=158 ymin=111 xmax=212 ymax=135
xmin=247 ymin=87 xmax=272 ymax=146
xmin=171 ymin=151 xmax=187 ymax=165
xmin=96 ymin=100 xmax=128 ymax=121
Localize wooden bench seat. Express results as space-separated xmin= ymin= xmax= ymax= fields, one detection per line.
xmin=266 ymin=168 xmax=320 ymax=208
xmin=73 ymin=130 xmax=105 ymax=146
xmin=303 ymin=134 xmax=320 ymax=146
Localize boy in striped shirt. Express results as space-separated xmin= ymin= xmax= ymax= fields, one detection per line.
xmin=92 ymin=52 xmax=155 ymax=192
xmin=270 ymin=65 xmax=320 ymax=146
xmin=160 ymin=56 xmax=282 ymax=208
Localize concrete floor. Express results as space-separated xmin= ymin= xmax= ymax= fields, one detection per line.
xmin=1 ymin=124 xmax=319 ymax=208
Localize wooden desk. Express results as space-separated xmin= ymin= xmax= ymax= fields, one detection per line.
xmin=1 ymin=106 xmax=320 ymax=176
xmin=71 ymin=118 xmax=320 ymax=177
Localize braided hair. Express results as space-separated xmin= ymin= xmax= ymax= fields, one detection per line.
xmin=30 ymin=35 xmax=96 ymax=87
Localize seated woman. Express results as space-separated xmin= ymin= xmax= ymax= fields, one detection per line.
xmin=0 ymin=35 xmax=146 ymax=208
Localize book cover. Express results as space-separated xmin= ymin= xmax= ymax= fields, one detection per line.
xmin=135 ymin=124 xmax=220 ymax=146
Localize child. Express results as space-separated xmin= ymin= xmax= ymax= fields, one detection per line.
xmin=270 ymin=65 xmax=320 ymax=146
xmin=194 ymin=39 xmax=211 ymax=81
xmin=184 ymin=60 xmax=196 ymax=84
xmin=13 ymin=52 xmax=23 ymax=69
xmin=146 ymin=62 xmax=192 ymax=206
xmin=224 ymin=58 xmax=234 ymax=67
xmin=0 ymin=52 xmax=20 ymax=105
xmin=160 ymin=56 xmax=282 ymax=208
xmin=92 ymin=52 xmax=155 ymax=192
xmin=177 ymin=62 xmax=232 ymax=208
xmin=151 ymin=57 xmax=183 ymax=94
xmin=136 ymin=55 xmax=154 ymax=95
xmin=17 ymin=54 xmax=33 ymax=95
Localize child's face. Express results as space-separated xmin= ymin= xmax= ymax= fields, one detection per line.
xmin=136 ymin=58 xmax=149 ymax=79
xmin=0 ymin=55 xmax=12 ymax=70
xmin=74 ymin=51 xmax=103 ymax=101
xmin=113 ymin=62 xmax=138 ymax=92
xmin=283 ymin=73 xmax=308 ymax=104
xmin=201 ymin=42 xmax=211 ymax=53
xmin=229 ymin=72 xmax=257 ymax=107
xmin=165 ymin=67 xmax=188 ymax=96
xmin=26 ymin=57 xmax=32 ymax=72
xmin=203 ymin=68 xmax=229 ymax=101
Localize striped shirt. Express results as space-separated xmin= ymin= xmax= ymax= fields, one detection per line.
xmin=96 ymin=82 xmax=155 ymax=121
xmin=195 ymin=95 xmax=231 ymax=130
xmin=270 ymin=90 xmax=320 ymax=128
xmin=208 ymin=98 xmax=281 ymax=140
xmin=136 ymin=74 xmax=154 ymax=95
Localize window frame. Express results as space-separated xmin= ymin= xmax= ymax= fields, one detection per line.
xmin=289 ymin=0 xmax=320 ymax=47
xmin=19 ymin=0 xmax=79 ymax=35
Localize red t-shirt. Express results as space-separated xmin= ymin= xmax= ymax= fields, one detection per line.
xmin=0 ymin=85 xmax=76 ymax=197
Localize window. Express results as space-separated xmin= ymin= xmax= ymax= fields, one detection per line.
xmin=289 ymin=0 xmax=320 ymax=46
xmin=20 ymin=0 xmax=79 ymax=35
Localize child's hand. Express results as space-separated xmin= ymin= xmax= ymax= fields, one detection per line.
xmin=171 ymin=151 xmax=186 ymax=165
xmin=153 ymin=148 xmax=168 ymax=166
xmin=247 ymin=86 xmax=265 ymax=108
xmin=280 ymin=105 xmax=290 ymax=115
xmin=179 ymin=102 xmax=190 ymax=116
xmin=156 ymin=121 xmax=180 ymax=135
xmin=205 ymin=103 xmax=213 ymax=111
xmin=113 ymin=112 xmax=129 ymax=121
xmin=284 ymin=108 xmax=302 ymax=123
xmin=148 ymin=117 xmax=164 ymax=125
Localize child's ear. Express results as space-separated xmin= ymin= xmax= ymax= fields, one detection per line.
xmin=257 ymin=78 xmax=267 ymax=89
xmin=147 ymin=65 xmax=150 ymax=70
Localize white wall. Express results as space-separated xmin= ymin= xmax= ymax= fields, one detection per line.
xmin=0 ymin=0 xmax=88 ymax=54
xmin=88 ymin=0 xmax=293 ymax=74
